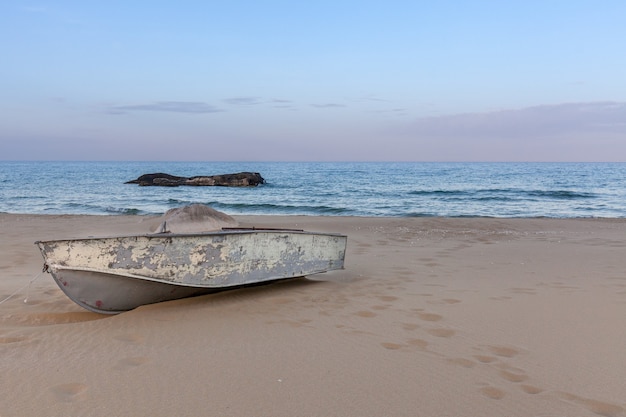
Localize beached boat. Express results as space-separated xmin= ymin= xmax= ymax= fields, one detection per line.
xmin=36 ymin=228 xmax=347 ymax=314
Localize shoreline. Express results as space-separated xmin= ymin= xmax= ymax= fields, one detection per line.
xmin=2 ymin=213 xmax=626 ymax=416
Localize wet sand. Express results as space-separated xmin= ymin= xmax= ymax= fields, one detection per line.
xmin=1 ymin=214 xmax=626 ymax=416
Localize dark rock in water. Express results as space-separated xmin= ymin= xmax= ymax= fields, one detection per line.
xmin=126 ymin=172 xmax=265 ymax=187
xmin=126 ymin=173 xmax=186 ymax=186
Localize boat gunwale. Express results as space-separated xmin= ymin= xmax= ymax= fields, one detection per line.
xmin=34 ymin=228 xmax=347 ymax=245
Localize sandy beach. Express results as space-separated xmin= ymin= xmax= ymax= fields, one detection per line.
xmin=1 ymin=213 xmax=626 ymax=417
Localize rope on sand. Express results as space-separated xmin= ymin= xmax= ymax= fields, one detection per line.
xmin=0 ymin=271 xmax=43 ymax=306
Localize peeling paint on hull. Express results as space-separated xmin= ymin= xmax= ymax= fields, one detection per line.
xmin=36 ymin=230 xmax=347 ymax=314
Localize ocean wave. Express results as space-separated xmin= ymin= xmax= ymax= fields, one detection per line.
xmin=408 ymin=189 xmax=462 ymax=196
xmin=104 ymin=207 xmax=143 ymax=215
xmin=526 ymin=190 xmax=596 ymax=199
xmin=209 ymin=201 xmax=352 ymax=215
xmin=408 ymin=188 xmax=596 ymax=200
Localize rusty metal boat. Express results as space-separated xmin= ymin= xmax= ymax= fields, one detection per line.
xmin=36 ymin=228 xmax=347 ymax=314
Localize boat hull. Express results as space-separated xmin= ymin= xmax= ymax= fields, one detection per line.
xmin=49 ymin=268 xmax=218 ymax=314
xmin=36 ymin=230 xmax=347 ymax=314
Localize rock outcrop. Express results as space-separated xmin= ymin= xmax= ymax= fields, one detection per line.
xmin=151 ymin=204 xmax=238 ymax=233
xmin=126 ymin=172 xmax=265 ymax=187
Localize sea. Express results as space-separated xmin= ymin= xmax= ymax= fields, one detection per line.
xmin=1 ymin=161 xmax=626 ymax=218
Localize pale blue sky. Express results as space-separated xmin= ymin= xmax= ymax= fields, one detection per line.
xmin=1 ymin=1 xmax=625 ymax=161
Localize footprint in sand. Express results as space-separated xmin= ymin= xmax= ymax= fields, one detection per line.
xmin=417 ymin=312 xmax=443 ymax=322
xmin=381 ymin=342 xmax=404 ymax=350
xmin=540 ymin=282 xmax=581 ymax=291
xmin=115 ymin=356 xmax=151 ymax=370
xmin=498 ymin=368 xmax=529 ymax=383
xmin=407 ymin=338 xmax=429 ymax=349
xmin=355 ymin=310 xmax=376 ymax=318
xmin=50 ymin=383 xmax=88 ymax=402
xmin=510 ymin=287 xmax=537 ymax=295
xmin=0 ymin=335 xmax=31 ymax=344
xmin=488 ymin=345 xmax=521 ymax=358
xmin=381 ymin=338 xmax=430 ymax=352
xmin=480 ymin=386 xmax=506 ymax=400
xmin=447 ymin=358 xmax=476 ymax=368
xmin=520 ymin=384 xmax=543 ymax=394
xmin=427 ymin=328 xmax=456 ymax=338
xmin=279 ymin=319 xmax=313 ymax=328
xmin=473 ymin=354 xmax=497 ymax=364
xmin=559 ymin=392 xmax=624 ymax=417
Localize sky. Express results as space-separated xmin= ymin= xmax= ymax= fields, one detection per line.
xmin=1 ymin=0 xmax=626 ymax=162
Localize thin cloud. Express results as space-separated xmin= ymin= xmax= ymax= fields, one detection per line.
xmin=222 ymin=97 xmax=263 ymax=106
xmin=107 ymin=101 xmax=223 ymax=115
xmin=268 ymin=98 xmax=296 ymax=110
xmin=406 ymin=102 xmax=626 ymax=138
xmin=370 ymin=108 xmax=407 ymax=114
